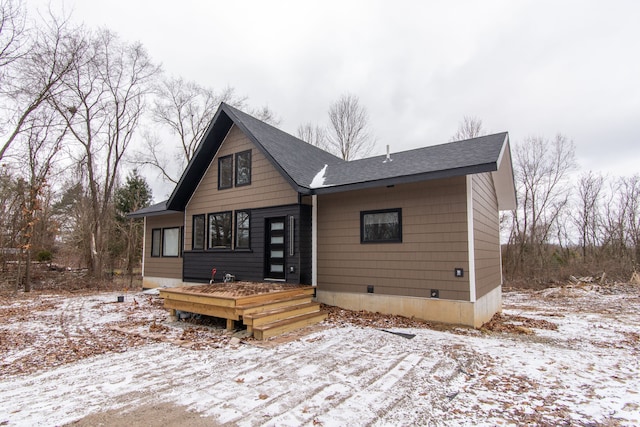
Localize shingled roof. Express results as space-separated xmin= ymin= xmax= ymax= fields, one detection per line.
xmin=131 ymin=103 xmax=515 ymax=216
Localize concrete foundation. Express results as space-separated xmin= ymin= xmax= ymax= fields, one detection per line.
xmin=316 ymin=285 xmax=502 ymax=328
xmin=142 ymin=276 xmax=183 ymax=290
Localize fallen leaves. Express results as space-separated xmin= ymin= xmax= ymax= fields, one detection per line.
xmin=481 ymin=313 xmax=558 ymax=335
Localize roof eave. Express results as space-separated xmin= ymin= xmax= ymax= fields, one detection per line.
xmin=127 ymin=209 xmax=182 ymax=219
xmin=165 ymin=106 xmax=233 ymax=211
xmin=309 ymin=163 xmax=498 ymax=195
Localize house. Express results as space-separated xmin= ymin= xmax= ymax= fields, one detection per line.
xmin=129 ymin=103 xmax=516 ymax=327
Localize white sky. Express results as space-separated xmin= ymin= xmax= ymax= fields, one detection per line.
xmin=27 ymin=0 xmax=640 ymax=196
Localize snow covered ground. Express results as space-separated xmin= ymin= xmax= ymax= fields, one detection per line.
xmin=0 ymin=284 xmax=638 ymax=426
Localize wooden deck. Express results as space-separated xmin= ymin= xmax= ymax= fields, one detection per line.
xmin=158 ymin=283 xmax=327 ymax=340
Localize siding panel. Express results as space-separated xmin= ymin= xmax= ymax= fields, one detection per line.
xmin=183 ymin=204 xmax=311 ymax=284
xmin=144 ymin=213 xmax=183 ymax=279
xmin=472 ymin=172 xmax=501 ymax=298
xmin=317 ymin=177 xmax=471 ymax=301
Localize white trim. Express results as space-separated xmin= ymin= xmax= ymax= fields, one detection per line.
xmin=496 ymin=133 xmax=509 ymax=166
xmin=467 ymin=175 xmax=476 ymax=302
xmin=141 ymin=216 xmax=146 ymax=277
xmin=312 ymin=195 xmax=318 ymax=287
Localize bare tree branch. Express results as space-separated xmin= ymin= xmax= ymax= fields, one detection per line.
xmin=327 ymin=93 xmax=374 ymax=161
xmin=450 ymin=116 xmax=484 ymax=141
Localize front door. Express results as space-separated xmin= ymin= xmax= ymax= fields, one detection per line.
xmin=265 ymin=217 xmax=286 ymax=280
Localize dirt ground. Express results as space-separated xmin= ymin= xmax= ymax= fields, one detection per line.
xmin=0 ymin=279 xmax=638 ymax=426
xmin=68 ymin=403 xmax=220 ymax=427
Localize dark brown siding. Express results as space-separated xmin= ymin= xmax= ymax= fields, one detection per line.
xmin=472 ymin=173 xmax=501 ymax=298
xmin=183 ymin=204 xmax=311 ymax=284
xmin=317 ymin=177 xmax=471 ymax=301
xmin=144 ymin=213 xmax=183 ymax=279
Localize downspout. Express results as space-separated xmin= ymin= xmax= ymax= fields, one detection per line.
xmin=312 ymin=194 xmax=318 ymax=287
xmin=466 ymin=176 xmax=476 ymax=302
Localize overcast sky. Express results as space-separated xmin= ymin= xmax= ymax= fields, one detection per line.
xmin=27 ymin=0 xmax=640 ymax=196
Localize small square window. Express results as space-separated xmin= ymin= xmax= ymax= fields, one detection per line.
xmin=235 ymin=150 xmax=252 ymax=187
xmin=218 ymin=155 xmax=233 ymax=190
xmin=361 ymin=208 xmax=402 ymax=243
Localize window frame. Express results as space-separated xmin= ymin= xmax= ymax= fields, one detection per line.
xmin=192 ymin=214 xmax=205 ymax=250
xmin=218 ymin=154 xmax=233 ymax=190
xmin=360 ymin=208 xmax=403 ymax=244
xmin=235 ymin=210 xmax=251 ymax=250
xmin=162 ymin=227 xmax=181 ymax=257
xmin=235 ymin=150 xmax=252 ymax=187
xmin=208 ymin=211 xmax=232 ymax=249
xmin=151 ymin=228 xmax=161 ymax=257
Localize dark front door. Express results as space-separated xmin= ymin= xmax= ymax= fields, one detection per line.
xmin=265 ymin=217 xmax=286 ymax=280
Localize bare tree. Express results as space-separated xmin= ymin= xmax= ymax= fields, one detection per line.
xmin=573 ymin=171 xmax=604 ymax=261
xmin=296 ymin=122 xmax=328 ymax=150
xmin=0 ymin=0 xmax=26 ymax=77
xmin=138 ymin=76 xmax=278 ymax=184
xmin=51 ymin=29 xmax=159 ymax=278
xmin=508 ymin=134 xmax=575 ymax=275
xmin=0 ymin=7 xmax=79 ymax=161
xmin=16 ymin=108 xmax=66 ymax=291
xmin=450 ymin=116 xmax=484 ymax=141
xmin=620 ymin=175 xmax=640 ymax=266
xmin=327 ymin=93 xmax=374 ymax=160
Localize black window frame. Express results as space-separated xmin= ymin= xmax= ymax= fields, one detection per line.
xmin=360 ymin=208 xmax=403 ymax=243
xmin=151 ymin=228 xmax=161 ymax=257
xmin=208 ymin=211 xmax=232 ymax=249
xmin=235 ymin=150 xmax=252 ymax=187
xmin=218 ymin=155 xmax=233 ymax=190
xmin=162 ymin=227 xmax=181 ymax=257
xmin=192 ymin=214 xmax=205 ymax=250
xmin=235 ymin=210 xmax=251 ymax=250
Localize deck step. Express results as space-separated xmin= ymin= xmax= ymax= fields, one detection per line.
xmin=253 ymin=311 xmax=328 ymax=340
xmin=243 ymin=302 xmax=321 ymax=327
xmin=236 ymin=294 xmax=313 ymax=315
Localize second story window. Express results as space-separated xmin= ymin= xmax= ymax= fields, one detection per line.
xmin=235 ymin=150 xmax=252 ymax=186
xmin=218 ymin=155 xmax=233 ymax=190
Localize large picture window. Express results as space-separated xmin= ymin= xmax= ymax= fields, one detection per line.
xmin=162 ymin=227 xmax=181 ymax=257
xmin=208 ymin=212 xmax=232 ymax=249
xmin=192 ymin=214 xmax=205 ymax=250
xmin=235 ymin=150 xmax=252 ymax=187
xmin=151 ymin=228 xmax=161 ymax=257
xmin=235 ymin=211 xmax=250 ymax=249
xmin=361 ymin=208 xmax=402 ymax=243
xmin=218 ymin=155 xmax=233 ymax=190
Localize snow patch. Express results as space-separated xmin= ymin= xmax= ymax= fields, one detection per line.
xmin=310 ymin=164 xmax=328 ymax=188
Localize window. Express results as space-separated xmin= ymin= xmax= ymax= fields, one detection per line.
xmin=361 ymin=208 xmax=402 ymax=243
xmin=235 ymin=150 xmax=252 ymax=186
xmin=218 ymin=155 xmax=233 ymax=189
xmin=235 ymin=211 xmax=250 ymax=249
xmin=162 ymin=227 xmax=181 ymax=257
xmin=151 ymin=228 xmax=161 ymax=257
xmin=192 ymin=214 xmax=205 ymax=250
xmin=208 ymin=212 xmax=232 ymax=248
